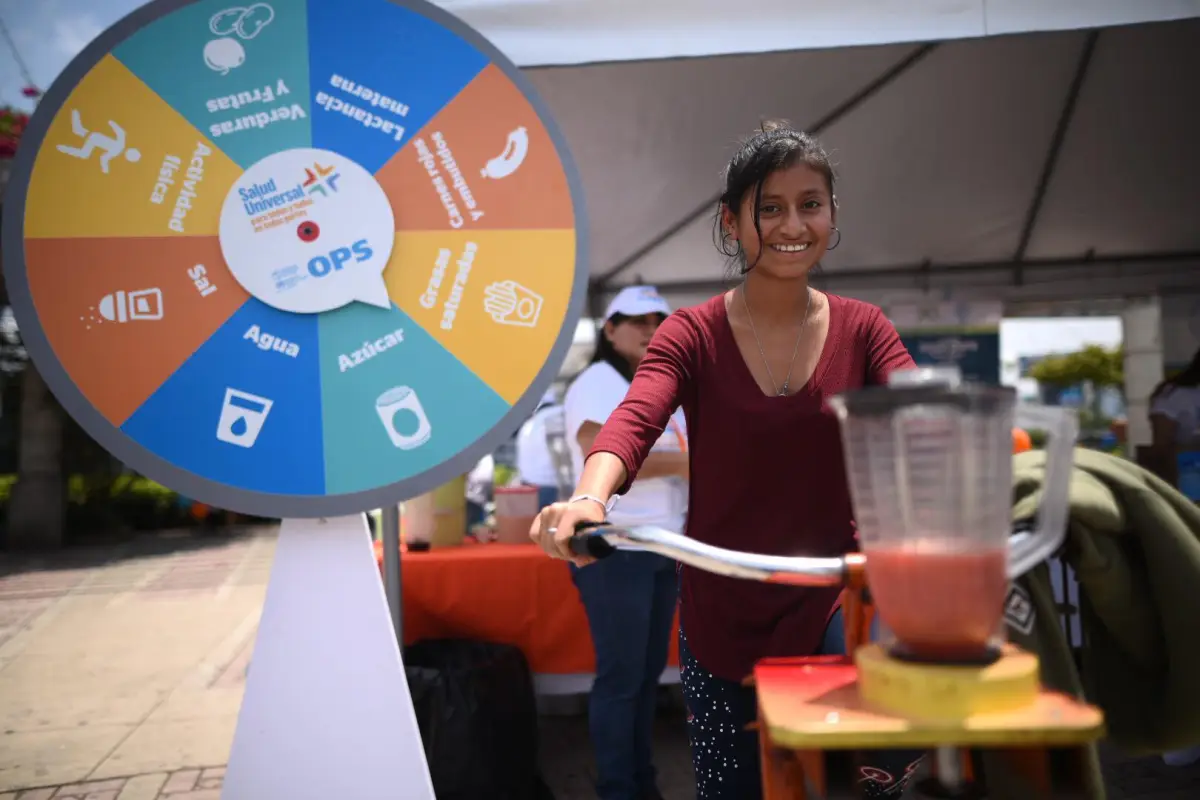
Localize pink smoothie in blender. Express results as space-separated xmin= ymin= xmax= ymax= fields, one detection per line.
xmin=828 ymin=366 xmax=1074 ymax=665
xmin=864 ymin=543 xmax=1008 ymax=662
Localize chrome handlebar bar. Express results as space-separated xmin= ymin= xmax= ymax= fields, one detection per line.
xmin=568 ymin=522 xmax=857 ymax=588
xmin=568 ymin=522 xmax=1040 ymax=589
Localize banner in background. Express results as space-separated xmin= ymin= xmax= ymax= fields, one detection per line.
xmin=885 ymin=299 xmax=1003 ymax=385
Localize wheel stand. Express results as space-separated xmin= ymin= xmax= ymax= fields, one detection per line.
xmin=753 ymin=590 xmax=1106 ymax=799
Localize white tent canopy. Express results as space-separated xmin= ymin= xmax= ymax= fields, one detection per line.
xmin=441 ymin=0 xmax=1200 ymax=311
xmin=441 ymin=0 xmax=1200 ymax=67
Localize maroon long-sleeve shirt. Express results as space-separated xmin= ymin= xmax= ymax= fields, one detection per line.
xmin=590 ymin=292 xmax=915 ymax=682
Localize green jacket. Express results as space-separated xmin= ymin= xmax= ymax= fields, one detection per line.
xmin=982 ymin=448 xmax=1200 ymax=799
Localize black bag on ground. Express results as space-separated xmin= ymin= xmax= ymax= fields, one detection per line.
xmin=404 ymin=638 xmax=554 ymax=800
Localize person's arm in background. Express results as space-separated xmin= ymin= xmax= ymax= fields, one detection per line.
xmin=865 ymin=305 xmax=917 ymax=385
xmin=576 ymin=421 xmax=687 ymax=481
xmin=1148 ymin=391 xmax=1181 ymax=486
xmin=514 ymin=417 xmax=536 ymax=484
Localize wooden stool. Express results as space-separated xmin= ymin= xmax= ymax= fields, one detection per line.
xmin=752 ymin=589 xmax=1106 ymax=798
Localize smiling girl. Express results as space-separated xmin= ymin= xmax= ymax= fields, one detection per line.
xmin=533 ymin=121 xmax=920 ymax=798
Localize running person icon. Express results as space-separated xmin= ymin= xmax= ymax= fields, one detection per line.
xmin=56 ymin=110 xmax=141 ymax=174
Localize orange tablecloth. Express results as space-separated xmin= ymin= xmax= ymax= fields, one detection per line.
xmin=375 ymin=539 xmax=681 ymax=675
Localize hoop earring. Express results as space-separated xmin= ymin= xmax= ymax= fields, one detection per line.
xmin=827 ymin=227 xmax=841 ymax=251
xmin=721 ymin=232 xmax=742 ymax=258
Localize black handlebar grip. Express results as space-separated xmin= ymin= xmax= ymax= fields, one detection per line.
xmin=568 ymin=521 xmax=617 ymax=559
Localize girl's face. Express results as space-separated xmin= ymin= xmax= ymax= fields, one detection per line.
xmin=605 ymin=313 xmax=664 ymax=365
xmin=722 ymin=163 xmax=835 ymax=280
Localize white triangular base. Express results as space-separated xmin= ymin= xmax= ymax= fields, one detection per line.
xmin=222 ymin=515 xmax=434 ymax=800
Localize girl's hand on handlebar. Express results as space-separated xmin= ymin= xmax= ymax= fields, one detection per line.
xmin=529 ymin=499 xmax=606 ymax=567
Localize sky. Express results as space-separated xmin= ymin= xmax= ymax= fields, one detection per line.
xmin=999 ymin=316 xmax=1122 ymax=362
xmin=0 ymin=0 xmax=136 ymax=109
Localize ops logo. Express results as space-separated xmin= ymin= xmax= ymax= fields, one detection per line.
xmin=305 ymin=239 xmax=373 ymax=278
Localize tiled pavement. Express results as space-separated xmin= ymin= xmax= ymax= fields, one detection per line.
xmin=0 ymin=529 xmax=271 ymax=797
xmin=0 ymin=767 xmax=225 ymax=800
xmin=1 ymin=527 xmax=1198 ymax=799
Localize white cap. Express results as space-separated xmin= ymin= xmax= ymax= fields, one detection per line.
xmin=603 ymin=285 xmax=671 ymax=321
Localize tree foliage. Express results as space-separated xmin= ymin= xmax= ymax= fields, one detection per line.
xmin=1028 ymin=344 xmax=1124 ymax=388
xmin=0 ymin=105 xmax=29 ymax=160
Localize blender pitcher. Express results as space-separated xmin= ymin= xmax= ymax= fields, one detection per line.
xmin=827 ymin=366 xmax=1077 ymax=664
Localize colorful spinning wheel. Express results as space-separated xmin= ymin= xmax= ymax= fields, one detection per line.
xmin=1 ymin=0 xmax=587 ymax=517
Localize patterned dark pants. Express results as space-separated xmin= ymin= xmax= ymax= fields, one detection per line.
xmin=678 ymin=614 xmax=925 ymax=799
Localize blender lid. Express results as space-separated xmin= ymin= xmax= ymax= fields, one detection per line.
xmin=830 ymin=381 xmax=1016 ymax=416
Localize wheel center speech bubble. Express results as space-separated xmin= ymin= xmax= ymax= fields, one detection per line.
xmin=218 ymin=148 xmax=395 ymax=314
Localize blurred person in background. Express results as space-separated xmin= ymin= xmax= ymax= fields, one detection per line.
xmin=1149 ymin=347 xmax=1200 ymax=492
xmin=1148 ymin=346 xmax=1200 ymax=767
xmin=464 ymin=453 xmax=494 ymax=533
xmin=562 ymin=285 xmax=689 ymax=800
xmin=516 ymin=389 xmax=566 ymax=509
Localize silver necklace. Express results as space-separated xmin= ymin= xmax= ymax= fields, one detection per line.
xmin=741 ymin=285 xmax=811 ymax=397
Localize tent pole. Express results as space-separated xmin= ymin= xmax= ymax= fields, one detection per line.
xmin=1012 ymin=30 xmax=1100 ymax=282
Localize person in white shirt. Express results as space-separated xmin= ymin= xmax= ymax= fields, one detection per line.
xmin=1149 ymin=348 xmax=1200 ymax=768
xmin=561 ymin=285 xmax=688 ymax=800
xmin=464 ymin=454 xmax=494 ymax=532
xmin=516 ymin=389 xmax=566 ymax=509
xmin=1149 ymin=349 xmax=1200 ymax=493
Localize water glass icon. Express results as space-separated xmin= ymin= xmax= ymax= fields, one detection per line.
xmin=216 ymin=388 xmax=273 ymax=449
xmin=98 ymin=288 xmax=163 ymax=323
xmin=375 ymin=386 xmax=431 ymax=450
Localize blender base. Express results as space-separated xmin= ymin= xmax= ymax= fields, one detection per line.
xmin=886 ymin=642 xmax=1002 ymax=668
xmin=856 ymin=643 xmax=1039 ymax=722
xmin=752 ymin=649 xmax=1105 ymax=799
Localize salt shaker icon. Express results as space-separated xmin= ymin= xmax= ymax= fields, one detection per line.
xmin=375 ymin=386 xmax=431 ymax=450
xmin=98 ymin=288 xmax=163 ymax=322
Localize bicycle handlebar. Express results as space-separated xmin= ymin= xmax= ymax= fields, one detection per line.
xmin=567 ymin=522 xmax=858 ymax=588
xmin=567 ymin=521 xmax=1042 ymax=591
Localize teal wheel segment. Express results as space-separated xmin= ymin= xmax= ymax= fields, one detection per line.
xmin=114 ymin=0 xmax=314 ymax=167
xmin=316 ymin=300 xmax=509 ymax=495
